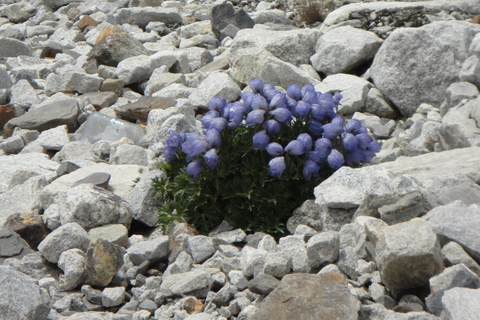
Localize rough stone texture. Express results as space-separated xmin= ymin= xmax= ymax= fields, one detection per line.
xmin=188 ymin=72 xmax=241 ymax=108
xmin=114 ymin=7 xmax=182 ymax=29
xmin=37 ymin=125 xmax=70 ymax=151
xmin=0 ymin=266 xmax=51 ymax=320
xmin=37 ymin=222 xmax=90 ymax=264
xmin=85 ymin=238 xmax=124 ymax=287
xmin=187 ymin=235 xmax=216 ymax=264
xmin=115 ymin=96 xmax=176 ymax=123
xmin=370 ymin=21 xmax=480 ymax=117
xmin=442 ymin=241 xmax=480 ymax=277
xmin=376 ymin=218 xmax=443 ymax=291
xmin=0 ymin=38 xmax=32 ymax=57
xmin=306 ymin=231 xmax=340 ymax=270
xmin=440 ymin=287 xmax=480 ymax=320
xmin=58 ymin=249 xmax=86 ymax=291
xmin=160 ymin=270 xmax=213 ymax=298
xmin=360 ymin=303 xmax=439 ymax=320
xmin=287 ymin=200 xmax=324 ymax=233
xmin=116 ymin=55 xmax=153 ymax=85
xmin=71 ymin=172 xmax=111 ymax=189
xmin=211 ymin=3 xmax=254 ymax=41
xmin=102 ymin=287 xmax=125 ymax=308
xmin=56 ymin=184 xmax=132 ymax=230
xmin=251 ymin=272 xmax=360 ymax=320
xmin=426 ymin=264 xmax=480 ymax=316
xmin=126 ymin=236 xmax=170 ymax=265
xmin=0 ymin=227 xmax=33 ymax=263
xmin=88 ymin=224 xmax=129 ymax=248
xmin=231 ymin=28 xmax=318 ymax=66
xmin=423 ymin=201 xmax=480 ymax=263
xmin=311 ymin=26 xmax=382 ymax=75
xmin=64 ymin=72 xmax=103 ymax=94
xmin=3 ymin=212 xmax=48 ymax=250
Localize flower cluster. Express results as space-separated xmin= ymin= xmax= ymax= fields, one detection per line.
xmin=162 ymin=79 xmax=380 ymax=182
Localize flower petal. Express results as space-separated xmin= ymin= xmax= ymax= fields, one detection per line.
xmin=327 ymin=149 xmax=344 ymax=170
xmin=204 ymin=148 xmax=218 ymax=170
xmin=268 ymin=156 xmax=286 ymax=179
xmin=252 ymin=130 xmax=270 ymax=150
xmin=186 ymin=159 xmax=203 ymax=179
xmin=250 ymin=78 xmax=264 ymax=94
xmin=285 ymin=140 xmax=304 ymax=156
xmin=245 ymin=109 xmax=266 ymax=126
xmin=269 ymin=107 xmax=292 ymax=123
xmin=266 ymin=142 xmax=284 ymax=157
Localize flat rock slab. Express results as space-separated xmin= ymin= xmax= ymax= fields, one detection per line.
xmin=251 ymin=272 xmax=360 ymax=320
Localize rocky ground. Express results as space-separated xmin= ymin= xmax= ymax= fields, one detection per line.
xmin=1 ymin=0 xmax=480 ymax=319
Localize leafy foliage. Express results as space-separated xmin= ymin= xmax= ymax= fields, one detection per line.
xmin=153 ymin=79 xmax=380 ymax=236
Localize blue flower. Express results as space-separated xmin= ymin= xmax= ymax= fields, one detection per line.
xmin=209 ymin=117 xmax=228 ymax=132
xmin=307 ymin=150 xmax=323 ymax=163
xmin=200 ymin=112 xmax=219 ymax=130
xmin=322 ymin=123 xmax=344 ymax=140
xmin=208 ymin=96 xmax=226 ymax=114
xmin=162 ymin=130 xmax=184 ymax=162
xmin=334 ymin=92 xmax=343 ymax=105
xmin=303 ymin=159 xmax=320 ymax=181
xmin=364 ymin=141 xmax=381 ymax=163
xmin=269 ymin=93 xmax=287 ymax=110
xmin=342 ymin=133 xmax=357 ymax=152
xmin=345 ymin=148 xmax=365 ymax=166
xmin=268 ymin=156 xmax=286 ymax=179
xmin=307 ymin=120 xmax=323 ymax=137
xmin=301 ymin=83 xmax=315 ymax=98
xmin=285 ymin=140 xmax=305 ymax=156
xmin=295 ymin=101 xmax=311 ymax=119
xmin=204 ymin=148 xmax=218 ymax=170
xmin=331 ymin=115 xmax=345 ymax=127
xmin=263 ymin=88 xmax=281 ymax=103
xmin=356 ymin=133 xmax=374 ymax=149
xmin=327 ymin=149 xmax=344 ymax=170
xmin=301 ymin=90 xmax=317 ymax=105
xmin=345 ymin=119 xmax=362 ymax=134
xmin=245 ymin=109 xmax=266 ymax=126
xmin=241 ymin=92 xmax=254 ymax=111
xmin=206 ymin=129 xmax=221 ymax=148
xmin=315 ymin=138 xmax=332 ymax=159
xmin=252 ymin=130 xmax=269 ymax=150
xmin=287 ymin=84 xmax=301 ymax=100
xmin=186 ymin=159 xmax=203 ymax=179
xmin=187 ymin=139 xmax=210 ymax=162
xmin=297 ymin=133 xmax=313 ymax=153
xmin=227 ymin=104 xmax=246 ymax=129
xmin=286 ymin=97 xmax=297 ymax=110
xmin=250 ymin=78 xmax=264 ymax=94
xmin=251 ymin=94 xmax=268 ymax=111
xmin=269 ymin=107 xmax=292 ymax=123
xmin=266 ymin=142 xmax=284 ymax=157
xmin=263 ymin=120 xmax=281 ymax=135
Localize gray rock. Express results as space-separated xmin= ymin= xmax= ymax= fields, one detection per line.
xmin=86 ymin=238 xmax=124 ymax=287
xmin=4 ymin=98 xmax=79 ymax=134
xmin=116 ymin=55 xmax=154 ymax=85
xmin=45 ymin=73 xmax=66 ymax=96
xmin=441 ymin=81 xmax=479 ymax=116
xmin=57 ymin=161 xmax=81 ymax=177
xmin=212 ymin=229 xmax=246 ymax=245
xmin=188 ymin=72 xmax=241 ymax=108
xmin=64 ymin=72 xmax=103 ymax=94
xmin=56 ymin=184 xmax=132 ymax=230
xmin=230 ymin=28 xmax=318 ymax=66
xmin=248 ymin=273 xmax=280 ymax=295
xmin=38 ymin=222 xmax=91 ymax=264
xmin=377 ymin=190 xmax=432 ymax=225
xmin=187 ymin=235 xmax=215 ymax=264
xmin=252 ymin=272 xmax=360 ymax=320
xmin=423 ymin=201 xmax=480 ymax=263
xmin=365 ymin=87 xmax=398 ymax=119
xmin=240 ymin=246 xmax=268 ymax=278
xmin=126 ymin=236 xmax=170 ymax=265
xmin=109 ymin=144 xmax=148 ymax=166
xmin=81 ymin=92 xmax=118 ymax=110
xmin=0 ymin=38 xmax=32 ymax=57
xmin=0 ymin=65 xmax=12 ymax=89
xmin=152 ymin=83 xmax=195 ymax=99
xmin=37 ymin=125 xmax=69 ymax=151
xmin=0 ymin=227 xmax=33 ymax=263
xmin=211 ymin=3 xmax=254 ymax=41
xmin=371 ymin=21 xmax=480 ymax=117
xmin=442 ymin=241 xmax=480 ymax=277
xmin=58 ymin=249 xmax=86 ymax=291
xmin=250 ymin=9 xmax=294 ymax=25
xmin=145 ymin=72 xmax=186 ymax=96
xmin=459 ymin=55 xmax=480 ymax=88
xmin=82 ymin=285 xmax=103 ymax=305
xmin=228 ymin=270 xmax=249 ymax=290
xmin=263 ymin=252 xmax=292 ymax=278
xmin=181 ymin=47 xmax=214 ymax=72
xmin=88 ymin=224 xmax=128 ymax=248
xmin=0 ymin=2 xmax=36 ymax=23
xmin=114 ymin=7 xmax=182 ymax=29
xmin=287 ymin=200 xmax=324 ymax=233
xmin=440 ymin=287 xmax=480 ymax=320
xmin=164 ymin=251 xmax=193 ymax=277
xmin=102 ymin=287 xmax=125 ymax=308
xmin=230 ymin=47 xmax=319 ymax=88
xmin=0 ymin=266 xmax=51 ymax=320
xmin=306 ymin=231 xmax=340 ymax=270
xmin=278 ymin=235 xmax=308 ymax=273
xmin=72 ymin=172 xmax=111 ymax=189
xmin=426 ymin=264 xmax=480 ymax=316
xmin=10 ymin=79 xmax=39 ymax=109
xmin=0 ymin=135 xmax=25 ymax=154
xmin=376 ymin=218 xmax=443 ymax=291
xmin=311 ymin=26 xmax=382 ymax=75
xmin=160 ymin=270 xmax=213 ymax=298
xmin=360 ymin=303 xmax=438 ymax=320
xmin=315 ymin=73 xmax=373 ymax=115
xmin=3 ymin=252 xmax=59 ymax=281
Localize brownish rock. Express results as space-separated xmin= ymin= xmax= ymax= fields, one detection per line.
xmin=93 ymin=26 xmax=151 ymax=67
xmin=0 ymin=104 xmax=15 ymax=130
xmin=81 ymin=92 xmax=118 ymax=110
xmin=85 ymin=238 xmax=124 ymax=287
xmin=77 ymin=15 xmax=98 ymax=32
xmin=251 ymin=272 xmax=361 ymax=320
xmin=3 ymin=212 xmax=48 ymax=250
xmin=115 ymin=96 xmax=176 ymax=123
xmin=472 ymin=15 xmax=480 ymax=24
xmin=99 ymin=78 xmax=125 ymax=96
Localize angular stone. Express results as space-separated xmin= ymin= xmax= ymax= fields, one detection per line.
xmin=365 ymin=87 xmax=398 ymax=119
xmin=64 ymin=72 xmax=103 ymax=94
xmin=4 ymin=98 xmax=79 ymax=133
xmin=440 ymin=287 xmax=480 ymax=320
xmin=86 ymin=238 xmax=124 ymax=287
xmin=114 ymin=7 xmax=182 ymax=29
xmin=376 ymin=218 xmax=443 ymax=291
xmin=71 ymin=172 xmax=111 ymax=189
xmin=371 ymin=21 xmax=480 ymax=117
xmin=0 ymin=135 xmax=25 ymax=154
xmin=0 ymin=227 xmax=33 ymax=263
xmin=93 ymin=25 xmax=151 ymax=67
xmin=126 ymin=236 xmax=170 ymax=265
xmin=160 ymin=270 xmax=213 ymax=298
xmin=360 ymin=303 xmax=438 ymax=320
xmin=10 ymin=79 xmax=39 ymax=109
xmin=109 ymin=144 xmax=148 ymax=166
xmin=426 ymin=264 xmax=480 ymax=316
xmin=116 ymin=55 xmax=153 ymax=85
xmin=306 ymin=231 xmax=340 ymax=271
xmin=278 ymin=235 xmax=308 ymax=273
xmin=188 ymin=72 xmax=241 ymax=108
xmin=423 ymin=201 xmax=480 ymax=263
xmin=251 ymin=273 xmax=360 ymax=320
xmin=248 ymin=273 xmax=281 ymax=295
xmin=102 ymin=287 xmax=125 ymax=308
xmin=287 ymin=200 xmax=324 ymax=234
xmin=81 ymin=92 xmax=118 ymax=110
xmin=77 ymin=15 xmax=99 ymax=32
xmin=88 ymin=224 xmax=128 ymax=248
xmin=231 ymin=28 xmax=318 ymax=66
xmin=0 ymin=266 xmax=51 ymax=320
xmin=58 ymin=249 xmax=86 ymax=291
xmin=116 ymin=96 xmax=176 ymax=123
xmin=37 ymin=125 xmax=69 ymax=151
xmin=3 ymin=212 xmax=48 ymax=250
xmin=37 ymin=222 xmax=90 ymax=264
xmin=263 ymin=252 xmax=292 ymax=278
xmin=145 ymin=72 xmax=185 ymax=96
xmin=311 ymin=26 xmax=382 ymax=75
xmin=187 ymin=235 xmax=215 ymax=264
xmin=56 ymin=161 xmax=81 ymax=177
xmin=0 ymin=38 xmax=32 ymax=57
xmin=442 ymin=241 xmax=480 ymax=277
xmin=211 ymin=3 xmax=254 ymax=41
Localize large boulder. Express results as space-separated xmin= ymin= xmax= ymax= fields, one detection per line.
xmin=375 ymin=218 xmax=443 ymax=291
xmin=370 ymin=21 xmax=480 ymax=117
xmin=0 ymin=266 xmax=51 ymax=320
xmin=251 ymin=272 xmax=360 ymax=320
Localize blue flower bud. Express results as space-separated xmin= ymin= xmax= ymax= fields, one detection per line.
xmin=186 ymin=159 xmax=203 ymax=179
xmin=345 ymin=119 xmax=362 ymax=134
xmin=342 ymin=133 xmax=358 ymax=152
xmin=228 ymin=104 xmax=247 ymax=129
xmin=208 ymin=96 xmax=226 ymax=114
xmin=287 ymin=84 xmax=301 ymax=100
xmin=245 ymin=109 xmax=266 ymax=126
xmin=295 ymin=101 xmax=311 ymax=119
xmin=263 ymin=119 xmax=281 ymax=135
xmin=266 ymin=142 xmax=284 ymax=157
xmin=269 ymin=93 xmax=287 ymax=110
xmin=345 ymin=148 xmax=365 ymax=166
xmin=209 ymin=117 xmax=228 ymax=132
xmin=241 ymin=92 xmax=254 ymax=111
xmin=251 ymin=94 xmax=268 ymax=111
xmin=315 ymin=138 xmax=332 ymax=159
xmin=297 ymin=133 xmax=313 ymax=152
xmin=268 ymin=156 xmax=286 ymax=179
xmin=263 ymin=89 xmax=281 ymax=102
xmin=204 ymin=148 xmax=218 ymax=170
xmin=331 ymin=115 xmax=345 ymax=127
xmin=186 ymin=139 xmax=210 ymax=162
xmin=307 ymin=150 xmax=323 ymax=163
xmin=206 ymin=129 xmax=221 ymax=148
xmin=301 ymin=83 xmax=315 ymax=98
xmin=307 ymin=119 xmax=323 ymax=137
xmin=303 ymin=159 xmax=320 ymax=181
xmin=334 ymin=92 xmax=343 ymax=105
xmin=356 ymin=133 xmax=374 ymax=149
xmin=200 ymin=112 xmax=219 ymax=130
xmin=302 ymin=90 xmax=317 ymax=105
xmin=285 ymin=140 xmax=305 ymax=156
xmin=327 ymin=149 xmax=344 ymax=170
xmin=322 ymin=123 xmax=344 ymax=139
xmin=250 ymin=78 xmax=264 ymax=94
xmin=269 ymin=107 xmax=292 ymax=123
xmin=252 ymin=130 xmax=269 ymax=150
